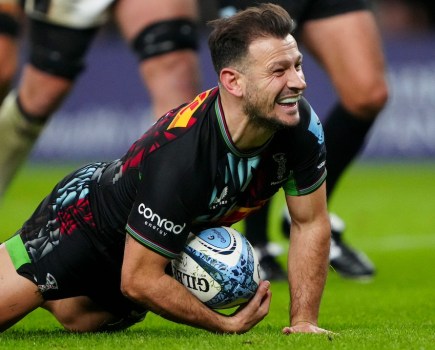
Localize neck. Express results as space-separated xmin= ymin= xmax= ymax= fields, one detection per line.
xmin=219 ymin=91 xmax=273 ymax=151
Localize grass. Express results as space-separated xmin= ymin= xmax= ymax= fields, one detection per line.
xmin=1 ymin=161 xmax=435 ymax=349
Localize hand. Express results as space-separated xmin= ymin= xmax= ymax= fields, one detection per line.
xmin=228 ymin=280 xmax=272 ymax=334
xmin=282 ymin=321 xmax=332 ymax=334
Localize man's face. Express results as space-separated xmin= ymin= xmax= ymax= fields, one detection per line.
xmin=241 ymin=34 xmax=307 ymax=131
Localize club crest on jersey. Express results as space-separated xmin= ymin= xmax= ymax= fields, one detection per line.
xmin=273 ymin=153 xmax=287 ymax=180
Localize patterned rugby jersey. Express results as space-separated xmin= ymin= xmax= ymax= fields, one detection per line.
xmin=14 ymin=87 xmax=326 ymax=266
xmin=91 ymin=87 xmax=326 ymax=258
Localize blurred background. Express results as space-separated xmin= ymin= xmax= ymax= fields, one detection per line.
xmin=8 ymin=0 xmax=435 ymax=164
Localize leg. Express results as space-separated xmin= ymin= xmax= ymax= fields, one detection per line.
xmin=0 ymin=18 xmax=97 ymax=199
xmin=3 ymin=165 xmax=147 ymax=332
xmin=0 ymin=243 xmax=44 ymax=332
xmin=0 ymin=245 xmax=138 ymax=333
xmin=301 ymin=10 xmax=388 ymax=198
xmin=42 ymin=296 xmax=135 ymax=333
xmin=114 ymin=0 xmax=201 ymax=118
xmin=0 ymin=2 xmax=21 ymax=103
xmin=43 ymin=297 xmax=116 ymax=333
xmin=0 ymin=68 xmax=73 ymax=199
xmin=44 ymin=296 xmax=148 ymax=332
xmin=301 ymin=11 xmax=389 ymax=278
xmin=302 ymin=11 xmax=388 ymax=121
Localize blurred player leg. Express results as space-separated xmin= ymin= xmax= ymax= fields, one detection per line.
xmin=0 ymin=7 xmax=100 ymax=199
xmin=0 ymin=1 xmax=21 ymax=102
xmin=301 ymin=10 xmax=389 ymax=279
xmin=0 ymin=2 xmax=23 ymax=197
xmin=114 ymin=0 xmax=201 ymax=118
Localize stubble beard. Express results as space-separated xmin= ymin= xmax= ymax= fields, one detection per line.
xmin=243 ymin=92 xmax=287 ymax=133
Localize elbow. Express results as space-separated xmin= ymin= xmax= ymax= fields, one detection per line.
xmin=120 ymin=270 xmax=162 ymax=310
xmin=120 ymin=273 xmax=145 ymax=304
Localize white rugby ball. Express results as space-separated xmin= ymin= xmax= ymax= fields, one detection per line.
xmin=171 ymin=226 xmax=260 ymax=309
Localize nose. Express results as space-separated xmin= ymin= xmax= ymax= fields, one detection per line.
xmin=287 ymin=69 xmax=307 ymax=91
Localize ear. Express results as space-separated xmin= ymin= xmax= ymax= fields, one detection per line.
xmin=219 ymin=68 xmax=244 ymax=97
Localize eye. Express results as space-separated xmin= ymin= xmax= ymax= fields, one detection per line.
xmin=273 ymin=68 xmax=286 ymax=76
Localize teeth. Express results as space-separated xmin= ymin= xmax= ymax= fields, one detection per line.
xmin=278 ymin=96 xmax=301 ymax=104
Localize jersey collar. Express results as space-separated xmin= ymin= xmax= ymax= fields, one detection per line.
xmin=214 ymin=92 xmax=272 ymax=158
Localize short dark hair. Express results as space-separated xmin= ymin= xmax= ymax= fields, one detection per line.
xmin=207 ymin=3 xmax=295 ymax=75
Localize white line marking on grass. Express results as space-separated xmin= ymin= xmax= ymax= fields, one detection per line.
xmin=363 ymin=233 xmax=435 ymax=252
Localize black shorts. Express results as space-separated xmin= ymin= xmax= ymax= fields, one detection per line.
xmin=219 ymin=0 xmax=370 ymax=26
xmin=286 ymin=0 xmax=370 ymax=24
xmin=4 ymin=163 xmax=146 ymax=319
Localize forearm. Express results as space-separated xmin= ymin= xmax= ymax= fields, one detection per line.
xmin=122 ymin=236 xmax=270 ymax=333
xmin=124 ymin=272 xmax=234 ymax=333
xmin=287 ymin=221 xmax=330 ymax=325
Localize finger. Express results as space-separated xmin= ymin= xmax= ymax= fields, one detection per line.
xmin=253 ymin=280 xmax=271 ymax=302
xmin=235 ymin=280 xmax=271 ymax=316
xmin=256 ymin=288 xmax=272 ymax=317
xmin=282 ymin=326 xmax=292 ymax=334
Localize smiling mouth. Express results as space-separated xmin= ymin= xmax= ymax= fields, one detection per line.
xmin=276 ymin=95 xmax=301 ymax=107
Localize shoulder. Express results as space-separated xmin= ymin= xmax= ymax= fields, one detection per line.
xmin=299 ymin=97 xmax=324 ymax=145
xmin=125 ymin=88 xmax=219 ymax=165
xmin=272 ymin=97 xmax=324 ymax=153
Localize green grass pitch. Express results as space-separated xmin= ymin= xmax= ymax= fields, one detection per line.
xmin=0 ymin=161 xmax=434 ymax=349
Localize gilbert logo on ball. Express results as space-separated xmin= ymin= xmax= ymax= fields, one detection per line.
xmin=172 ymin=226 xmax=260 ymax=309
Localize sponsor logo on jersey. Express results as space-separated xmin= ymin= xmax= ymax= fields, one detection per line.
xmin=138 ymin=203 xmax=186 ymax=235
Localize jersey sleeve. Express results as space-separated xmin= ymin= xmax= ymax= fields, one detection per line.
xmin=282 ymin=99 xmax=327 ymax=196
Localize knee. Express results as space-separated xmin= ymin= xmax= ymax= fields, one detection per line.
xmin=133 ymin=18 xmax=200 ymax=91
xmin=17 ymin=65 xmax=73 ymax=118
xmin=341 ymin=79 xmax=389 ymax=121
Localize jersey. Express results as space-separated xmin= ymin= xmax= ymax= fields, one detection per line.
xmin=121 ymin=88 xmax=326 ymax=258
xmin=5 ymin=87 xmax=326 ymax=309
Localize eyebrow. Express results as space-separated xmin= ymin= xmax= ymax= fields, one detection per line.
xmin=269 ymin=53 xmax=304 ymax=69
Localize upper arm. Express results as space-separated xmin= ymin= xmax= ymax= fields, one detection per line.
xmin=126 ymin=139 xmax=209 ymax=259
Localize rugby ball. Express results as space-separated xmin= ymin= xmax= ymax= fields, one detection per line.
xmin=171 ymin=226 xmax=260 ymax=309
